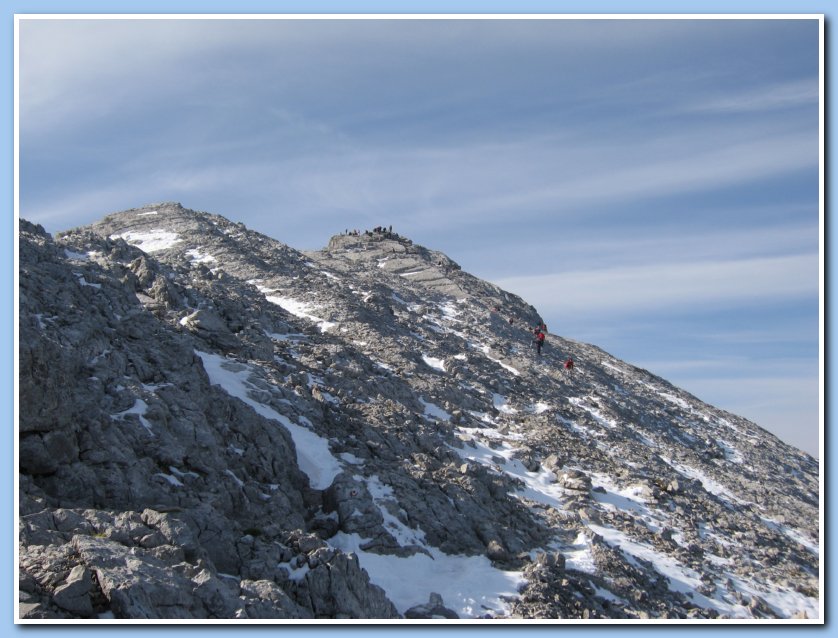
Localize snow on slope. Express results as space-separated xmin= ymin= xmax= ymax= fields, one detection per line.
xmin=25 ymin=206 xmax=816 ymax=621
xmin=110 ymin=228 xmax=182 ymax=252
xmin=196 ymin=350 xmax=342 ymax=489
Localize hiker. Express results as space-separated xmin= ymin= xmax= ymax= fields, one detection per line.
xmin=564 ymin=357 xmax=574 ymax=376
xmin=535 ymin=330 xmax=545 ymax=355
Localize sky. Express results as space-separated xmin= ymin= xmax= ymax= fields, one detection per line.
xmin=7 ymin=1 xmax=829 ymax=636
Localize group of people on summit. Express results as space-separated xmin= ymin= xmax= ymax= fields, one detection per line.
xmin=343 ymin=226 xmax=395 ymax=238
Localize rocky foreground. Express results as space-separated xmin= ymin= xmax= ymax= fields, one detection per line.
xmin=18 ymin=203 xmax=820 ymax=620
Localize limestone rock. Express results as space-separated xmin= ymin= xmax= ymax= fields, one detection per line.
xmin=16 ymin=206 xmax=820 ymax=621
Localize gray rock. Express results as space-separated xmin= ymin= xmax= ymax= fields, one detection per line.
xmin=16 ymin=207 xmax=820 ymax=621
xmin=52 ymin=565 xmax=93 ymax=616
xmin=405 ymin=592 xmax=459 ymax=619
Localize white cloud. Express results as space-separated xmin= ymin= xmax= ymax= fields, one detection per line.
xmin=494 ymin=253 xmax=818 ymax=317
xmin=558 ymin=221 xmax=816 ymax=270
xmin=687 ymin=78 xmax=819 ymax=114
xmin=212 ymin=124 xmax=817 ymax=235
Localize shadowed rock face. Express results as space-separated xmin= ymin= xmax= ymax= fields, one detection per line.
xmin=18 ymin=204 xmax=819 ymax=621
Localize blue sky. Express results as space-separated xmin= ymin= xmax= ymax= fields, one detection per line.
xmin=18 ymin=15 xmax=822 ymax=459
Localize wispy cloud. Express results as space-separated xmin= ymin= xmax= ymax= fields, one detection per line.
xmin=686 ymin=78 xmax=819 ymax=114
xmin=200 ymin=124 xmax=816 ymax=234
xmin=19 ymin=18 xmax=819 ymax=241
xmin=494 ymin=253 xmax=818 ymax=317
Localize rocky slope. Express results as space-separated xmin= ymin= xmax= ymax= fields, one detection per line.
xmin=17 ymin=202 xmax=820 ymax=621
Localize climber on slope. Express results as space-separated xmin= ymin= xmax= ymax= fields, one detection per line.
xmin=535 ymin=330 xmax=545 ymax=355
xmin=564 ymin=356 xmax=574 ymax=376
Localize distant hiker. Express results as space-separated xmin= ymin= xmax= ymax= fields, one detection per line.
xmin=509 ymin=318 xmax=514 ymax=326
xmin=564 ymin=357 xmax=574 ymax=376
xmin=535 ymin=331 xmax=545 ymax=355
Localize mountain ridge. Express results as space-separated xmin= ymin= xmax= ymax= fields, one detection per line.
xmin=17 ymin=202 xmax=820 ymax=621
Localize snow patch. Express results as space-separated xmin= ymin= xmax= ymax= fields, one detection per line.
xmin=492 ymin=393 xmax=517 ymax=414
xmin=568 ymin=396 xmax=617 ymax=429
xmin=330 ymin=531 xmax=525 ymax=618
xmin=110 ymin=229 xmax=181 ymax=253
xmin=660 ymin=456 xmax=749 ymax=506
xmin=563 ymin=531 xmax=597 ymax=574
xmin=587 ymin=523 xmax=744 ymax=617
xmin=196 ymin=351 xmax=341 ymax=489
xmin=718 ymin=439 xmax=744 ymax=464
xmin=111 ymin=399 xmax=154 ymax=435
xmin=420 ymin=397 xmax=451 ymax=421
xmin=590 ymin=474 xmax=654 ymax=515
xmin=259 ymin=290 xmax=337 ymax=333
xmin=74 ymin=274 xmax=101 ymax=289
xmin=185 ymin=248 xmax=216 ymax=264
xmin=154 ymin=473 xmax=183 ymax=488
xmin=64 ymin=249 xmax=90 ymax=261
xmin=422 ymin=355 xmax=446 ymax=372
xmin=363 ymin=474 xmax=428 ymax=548
xmin=339 ymin=452 xmax=365 ymax=466
xmin=659 ymin=391 xmax=691 ymax=410
xmin=528 ymin=402 xmax=551 ymax=414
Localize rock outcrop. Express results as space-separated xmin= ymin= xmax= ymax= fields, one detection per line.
xmin=17 ymin=204 xmax=820 ymax=621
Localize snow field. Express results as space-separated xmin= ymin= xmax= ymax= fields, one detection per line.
xmin=302 ymin=468 xmax=528 ymax=619
xmin=331 ymin=530 xmax=526 ymax=618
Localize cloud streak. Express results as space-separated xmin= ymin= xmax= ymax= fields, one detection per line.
xmin=494 ymin=253 xmax=818 ymax=317
xmin=686 ymin=78 xmax=819 ymax=114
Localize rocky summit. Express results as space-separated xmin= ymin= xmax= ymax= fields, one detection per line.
xmin=18 ymin=202 xmax=820 ymax=621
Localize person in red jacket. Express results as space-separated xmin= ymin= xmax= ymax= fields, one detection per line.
xmin=564 ymin=357 xmax=574 ymax=376
xmin=535 ymin=330 xmax=545 ymax=355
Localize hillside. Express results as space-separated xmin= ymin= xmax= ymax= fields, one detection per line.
xmin=17 ymin=202 xmax=820 ymax=621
